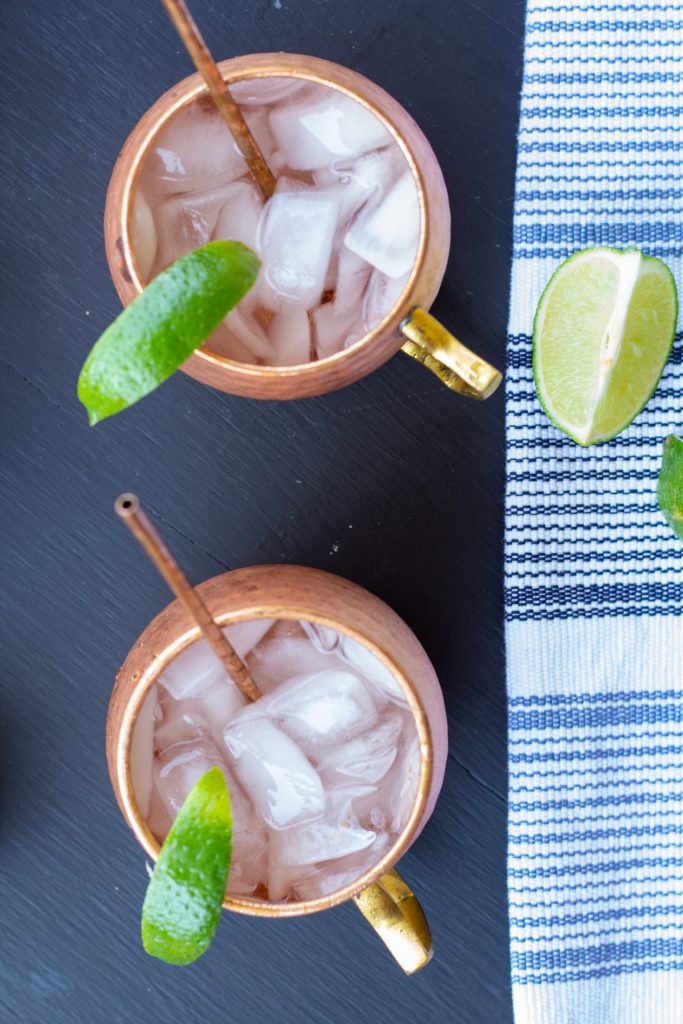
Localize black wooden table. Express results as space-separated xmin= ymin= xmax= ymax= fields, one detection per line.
xmin=1 ymin=2 xmax=524 ymax=1020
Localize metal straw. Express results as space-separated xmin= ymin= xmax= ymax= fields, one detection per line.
xmin=115 ymin=493 xmax=261 ymax=702
xmin=160 ymin=0 xmax=276 ymax=200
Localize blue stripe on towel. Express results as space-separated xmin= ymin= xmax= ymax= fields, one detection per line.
xmin=505 ymin=3 xmax=683 ymax=1019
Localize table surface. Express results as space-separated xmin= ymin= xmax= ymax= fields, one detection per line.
xmin=1 ymin=1 xmax=524 ymax=1021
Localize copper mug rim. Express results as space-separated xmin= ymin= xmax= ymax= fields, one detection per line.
xmin=111 ymin=566 xmax=435 ymax=918
xmin=104 ymin=52 xmax=443 ymax=389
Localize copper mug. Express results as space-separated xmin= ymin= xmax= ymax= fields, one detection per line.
xmin=106 ymin=564 xmax=448 ymax=973
xmin=104 ymin=52 xmax=501 ymax=401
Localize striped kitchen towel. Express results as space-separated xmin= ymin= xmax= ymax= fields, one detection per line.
xmin=505 ymin=3 xmax=683 ymax=1022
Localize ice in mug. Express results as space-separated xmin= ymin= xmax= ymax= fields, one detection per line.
xmin=131 ymin=618 xmax=421 ymax=902
xmin=132 ymin=77 xmax=421 ymax=367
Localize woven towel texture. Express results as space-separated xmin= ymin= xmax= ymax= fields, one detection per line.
xmin=505 ymin=3 xmax=683 ymax=1022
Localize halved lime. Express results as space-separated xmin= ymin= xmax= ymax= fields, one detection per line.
xmin=141 ymin=766 xmax=232 ymax=966
xmin=533 ymin=248 xmax=677 ymax=446
xmin=658 ymin=435 xmax=683 ymax=541
xmin=78 ymin=241 xmax=260 ymax=425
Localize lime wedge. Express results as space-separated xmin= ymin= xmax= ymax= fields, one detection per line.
xmin=141 ymin=766 xmax=232 ymax=966
xmin=78 ymin=241 xmax=260 ymax=425
xmin=658 ymin=435 xmax=683 ymax=541
xmin=533 ymin=248 xmax=677 ymax=446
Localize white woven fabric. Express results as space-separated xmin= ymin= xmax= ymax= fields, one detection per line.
xmin=505 ymin=3 xmax=683 ymax=1022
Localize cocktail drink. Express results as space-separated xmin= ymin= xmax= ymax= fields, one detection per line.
xmin=108 ymin=565 xmax=447 ymax=971
xmin=133 ymin=77 xmax=421 ymax=369
xmin=106 ymin=53 xmax=501 ymax=400
xmin=133 ymin=617 xmax=421 ymax=902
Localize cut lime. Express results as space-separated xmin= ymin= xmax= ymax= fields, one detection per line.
xmin=533 ymin=248 xmax=678 ymax=446
xmin=658 ymin=435 xmax=683 ymax=542
xmin=141 ymin=766 xmax=232 ymax=966
xmin=78 ymin=241 xmax=260 ymax=425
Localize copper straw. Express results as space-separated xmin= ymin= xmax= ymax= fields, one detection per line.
xmin=160 ymin=0 xmax=276 ymax=200
xmin=115 ymin=493 xmax=262 ymax=702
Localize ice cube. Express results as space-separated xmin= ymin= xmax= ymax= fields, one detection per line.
xmin=131 ymin=687 xmax=160 ymax=818
xmin=212 ymin=180 xmax=264 ymax=253
xmin=266 ymin=619 xmax=308 ymax=640
xmin=228 ymin=77 xmax=310 ymax=106
xmin=291 ymin=862 xmax=361 ymax=901
xmin=196 ymin=678 xmax=248 ymax=749
xmin=339 ymin=635 xmax=407 ymax=704
xmin=153 ymin=185 xmax=234 ymax=273
xmin=223 ymin=716 xmax=325 ymax=829
xmin=313 ymin=147 xmax=402 ymax=227
xmin=228 ymin=829 xmax=268 ymax=897
xmin=299 ymin=621 xmax=340 ymax=654
xmin=144 ymin=101 xmax=246 ymax=195
xmin=320 ymin=712 xmax=403 ymax=784
xmin=240 ymin=106 xmax=278 ymax=164
xmin=156 ymin=639 xmax=248 ymax=749
xmin=363 ymin=269 xmax=411 ymax=327
xmin=131 ymin=192 xmax=157 ymax=281
xmin=158 ymin=640 xmax=225 ymax=700
xmin=153 ymin=737 xmax=228 ymax=818
xmin=223 ymin=308 xmax=276 ymax=361
xmin=270 ymin=92 xmax=391 ymax=170
xmin=145 ymin=785 xmax=172 ymax=842
xmin=267 ymin=669 xmax=379 ymax=752
xmin=268 ymin=308 xmax=312 ymax=366
xmin=292 ymin=833 xmax=392 ymax=901
xmin=312 ymin=244 xmax=371 ymax=357
xmin=205 ymin=323 xmax=258 ymax=363
xmin=344 ymin=171 xmax=420 ymax=279
xmin=332 ymin=247 xmax=372 ymax=315
xmin=246 ymin=634 xmax=345 ymax=693
xmin=224 ymin=619 xmax=277 ymax=659
xmin=268 ymin=149 xmax=288 ymax=175
xmin=386 ymin=734 xmax=421 ymax=833
xmin=153 ymin=734 xmax=267 ymax=895
xmin=154 ymin=705 xmax=208 ymax=752
xmin=312 ymin=164 xmax=375 ymax=227
xmin=267 ymin=789 xmax=377 ymax=901
xmin=273 ymin=793 xmax=376 ymax=868
xmin=258 ymin=180 xmax=340 ymax=308
xmin=223 ymin=769 xmax=268 ymax=898
xmin=312 ymin=304 xmax=364 ymax=360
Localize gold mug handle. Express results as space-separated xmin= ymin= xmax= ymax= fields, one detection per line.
xmin=353 ymin=868 xmax=433 ymax=974
xmin=400 ymin=306 xmax=503 ymax=399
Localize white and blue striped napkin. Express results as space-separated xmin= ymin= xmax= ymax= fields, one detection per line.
xmin=505 ymin=3 xmax=683 ymax=1022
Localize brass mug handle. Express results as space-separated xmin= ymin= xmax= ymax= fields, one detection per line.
xmin=353 ymin=868 xmax=433 ymax=974
xmin=401 ymin=306 xmax=503 ymax=399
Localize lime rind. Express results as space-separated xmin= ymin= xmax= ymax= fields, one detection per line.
xmin=658 ymin=435 xmax=683 ymax=542
xmin=141 ymin=766 xmax=233 ymax=966
xmin=532 ymin=247 xmax=678 ymax=446
xmin=78 ymin=241 xmax=260 ymax=425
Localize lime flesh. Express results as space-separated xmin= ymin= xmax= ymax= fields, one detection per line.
xmin=141 ymin=767 xmax=232 ymax=966
xmin=533 ymin=247 xmax=678 ymax=446
xmin=658 ymin=435 xmax=683 ymax=542
xmin=78 ymin=241 xmax=260 ymax=425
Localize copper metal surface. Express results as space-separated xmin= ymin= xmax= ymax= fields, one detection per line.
xmin=106 ymin=565 xmax=447 ymax=922
xmin=104 ymin=53 xmax=451 ymax=399
xmin=114 ymin=494 xmax=261 ymax=701
xmin=159 ymin=0 xmax=275 ymax=199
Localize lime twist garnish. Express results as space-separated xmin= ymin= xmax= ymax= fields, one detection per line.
xmin=78 ymin=241 xmax=260 ymax=425
xmin=533 ymin=247 xmax=678 ymax=446
xmin=658 ymin=435 xmax=683 ymax=542
xmin=141 ymin=766 xmax=233 ymax=966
